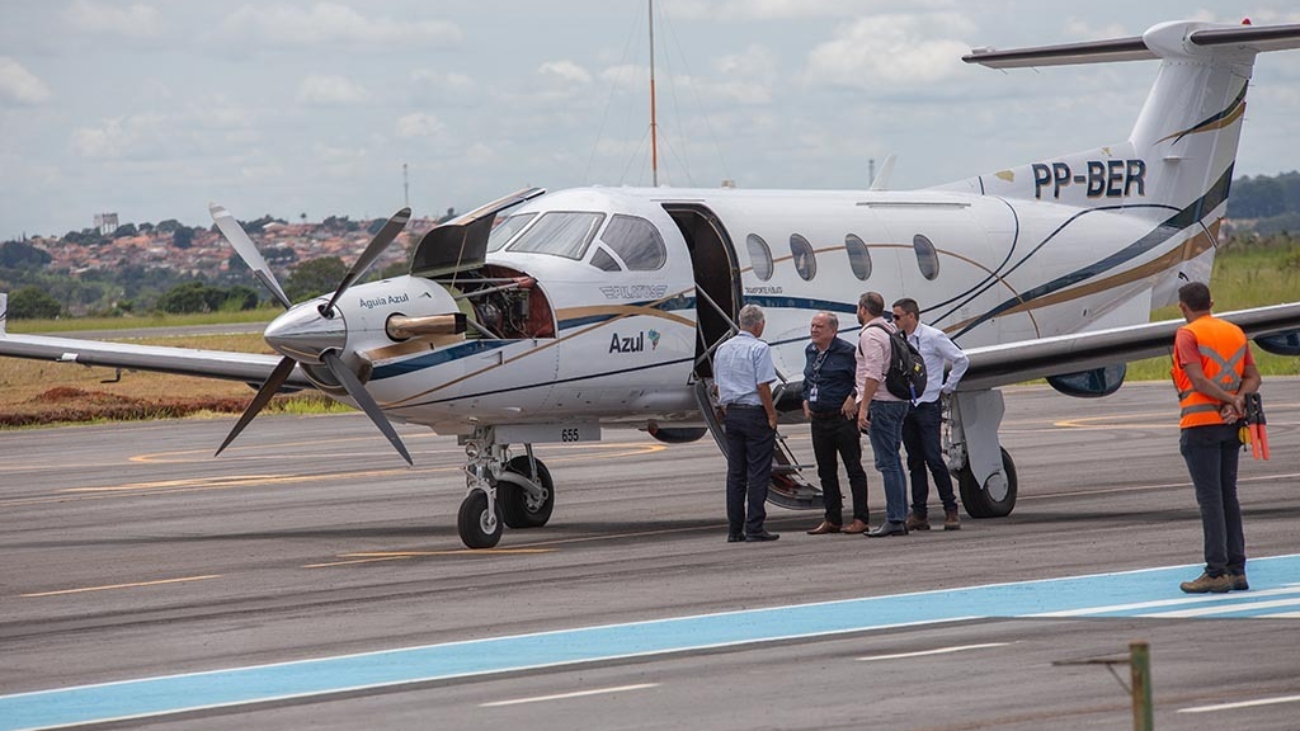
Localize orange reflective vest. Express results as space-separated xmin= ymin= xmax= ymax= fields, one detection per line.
xmin=1171 ymin=315 xmax=1248 ymax=429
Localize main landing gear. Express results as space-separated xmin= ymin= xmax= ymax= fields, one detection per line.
xmin=458 ymin=427 xmax=555 ymax=549
xmin=946 ymin=389 xmax=1019 ymax=518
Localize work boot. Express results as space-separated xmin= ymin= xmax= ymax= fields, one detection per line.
xmin=944 ymin=507 xmax=961 ymax=531
xmin=905 ymin=512 xmax=931 ymax=531
xmin=1179 ymin=572 xmax=1232 ymax=594
xmin=1229 ymin=572 xmax=1249 ymax=591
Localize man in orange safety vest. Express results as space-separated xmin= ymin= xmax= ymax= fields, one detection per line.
xmin=1171 ymin=282 xmax=1261 ymax=594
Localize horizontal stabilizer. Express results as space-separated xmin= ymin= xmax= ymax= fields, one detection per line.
xmin=965 ymin=22 xmax=1300 ymax=68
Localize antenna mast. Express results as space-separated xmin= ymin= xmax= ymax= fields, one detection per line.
xmin=648 ymin=0 xmax=659 ymax=187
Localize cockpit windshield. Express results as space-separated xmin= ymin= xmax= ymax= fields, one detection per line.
xmin=507 ymin=211 xmax=605 ymax=259
xmin=486 ymin=213 xmax=537 ymax=253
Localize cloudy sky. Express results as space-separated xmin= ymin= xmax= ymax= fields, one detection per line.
xmin=3 ymin=1 xmax=1299 ymax=240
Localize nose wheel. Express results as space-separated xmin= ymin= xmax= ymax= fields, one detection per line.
xmin=457 ymin=490 xmax=502 ymax=549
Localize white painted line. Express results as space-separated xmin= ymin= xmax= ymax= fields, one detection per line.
xmin=1143 ymin=597 xmax=1300 ymax=619
xmin=1179 ymin=693 xmax=1300 ymax=714
xmin=1029 ymin=585 xmax=1300 ymax=617
xmin=1256 ymin=611 xmax=1300 ymax=619
xmin=857 ymin=642 xmax=1011 ymax=662
xmin=480 ymin=683 xmax=659 ymax=708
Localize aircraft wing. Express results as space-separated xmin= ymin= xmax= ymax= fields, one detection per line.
xmin=959 ymin=301 xmax=1300 ymax=391
xmin=0 ymin=332 xmax=315 ymax=388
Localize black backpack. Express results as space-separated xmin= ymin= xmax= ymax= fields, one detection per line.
xmin=864 ymin=323 xmax=928 ymax=402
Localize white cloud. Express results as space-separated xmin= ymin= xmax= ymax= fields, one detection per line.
xmin=410 ymin=69 xmax=474 ymax=92
xmin=221 ymin=2 xmax=461 ymax=46
xmin=0 ymin=58 xmax=52 ymax=104
xmin=715 ymin=44 xmax=779 ymax=78
xmin=296 ymin=75 xmax=369 ymax=105
xmin=63 ymin=0 xmax=163 ymax=37
xmin=665 ymin=0 xmax=956 ymax=21
xmin=538 ymin=60 xmax=592 ymax=86
xmin=395 ymin=112 xmax=443 ymax=138
xmin=806 ymin=13 xmax=973 ymax=88
xmin=68 ymin=105 xmax=257 ymax=160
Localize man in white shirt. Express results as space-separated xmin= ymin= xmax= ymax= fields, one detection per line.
xmin=891 ymin=297 xmax=970 ymax=531
xmin=714 ymin=304 xmax=780 ymax=543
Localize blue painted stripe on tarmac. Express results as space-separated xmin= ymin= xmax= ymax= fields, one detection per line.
xmin=3 ymin=554 xmax=1298 ymax=731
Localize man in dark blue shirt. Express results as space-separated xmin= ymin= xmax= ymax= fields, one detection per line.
xmin=802 ymin=311 xmax=871 ymax=534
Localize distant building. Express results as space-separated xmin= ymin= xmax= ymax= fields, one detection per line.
xmin=94 ymin=213 xmax=119 ymax=236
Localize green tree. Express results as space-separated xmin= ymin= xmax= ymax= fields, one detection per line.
xmin=8 ymin=286 xmax=63 ymax=319
xmin=0 ymin=240 xmax=52 ymax=269
xmin=223 ymin=284 xmax=261 ymax=311
xmin=286 ymin=257 xmax=346 ymax=301
xmin=172 ymin=227 xmax=194 ymax=249
xmin=156 ymin=281 xmax=227 ymax=314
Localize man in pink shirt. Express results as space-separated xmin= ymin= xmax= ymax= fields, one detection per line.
xmin=855 ymin=291 xmax=911 ymax=537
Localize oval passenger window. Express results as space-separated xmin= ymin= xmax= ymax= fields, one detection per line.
xmin=746 ymin=234 xmax=773 ymax=281
xmin=845 ymin=234 xmax=871 ymax=281
xmin=790 ymin=234 xmax=816 ymax=281
xmin=913 ymin=234 xmax=939 ymax=281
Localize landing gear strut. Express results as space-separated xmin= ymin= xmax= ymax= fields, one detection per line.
xmin=947 ymin=389 xmax=1019 ymax=518
xmin=458 ymin=427 xmax=554 ymax=548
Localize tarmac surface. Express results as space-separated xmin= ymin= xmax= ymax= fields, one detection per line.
xmin=1 ymin=378 xmax=1298 ymax=730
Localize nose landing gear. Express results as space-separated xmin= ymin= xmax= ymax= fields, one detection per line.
xmin=458 ymin=428 xmax=555 ymax=548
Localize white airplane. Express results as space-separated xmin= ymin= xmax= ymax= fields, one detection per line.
xmin=4 ymin=19 xmax=1300 ymax=549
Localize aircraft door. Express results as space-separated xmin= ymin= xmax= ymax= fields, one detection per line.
xmin=662 ymin=204 xmax=740 ymax=378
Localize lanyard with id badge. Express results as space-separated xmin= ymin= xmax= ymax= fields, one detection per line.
xmin=809 ymin=349 xmax=828 ymax=404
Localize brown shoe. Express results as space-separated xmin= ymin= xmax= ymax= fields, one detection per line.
xmin=1229 ymin=572 xmax=1249 ymax=591
xmin=1179 ymin=572 xmax=1232 ymax=594
xmin=806 ymin=521 xmax=842 ymax=535
xmin=944 ymin=508 xmax=961 ymax=531
xmin=905 ymin=513 xmax=931 ymax=531
xmin=842 ymin=519 xmax=870 ymax=534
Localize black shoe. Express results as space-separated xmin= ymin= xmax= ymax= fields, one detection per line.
xmin=727 ymin=533 xmax=745 ymax=543
xmin=866 ymin=521 xmax=908 ymax=538
xmin=745 ymin=531 xmax=780 ymax=542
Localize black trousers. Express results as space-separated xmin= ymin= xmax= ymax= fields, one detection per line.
xmin=1180 ymin=423 xmax=1246 ymax=577
xmin=724 ymin=407 xmax=774 ymax=536
xmin=902 ymin=399 xmax=958 ymax=516
xmin=809 ymin=414 xmax=869 ymax=524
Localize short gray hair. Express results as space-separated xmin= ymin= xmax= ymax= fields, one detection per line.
xmin=815 ymin=311 xmax=839 ymax=331
xmin=738 ymin=303 xmax=765 ymax=330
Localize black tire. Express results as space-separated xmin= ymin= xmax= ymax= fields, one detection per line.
xmin=499 ymin=456 xmax=555 ymax=529
xmin=957 ymin=447 xmax=1018 ymax=518
xmin=457 ymin=490 xmax=502 ymax=549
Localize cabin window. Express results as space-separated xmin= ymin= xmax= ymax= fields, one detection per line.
xmin=590 ymin=247 xmax=622 ymax=272
xmin=913 ymin=233 xmax=939 ymax=280
xmin=508 ymin=211 xmax=605 ymax=260
xmin=845 ymin=234 xmax=871 ymax=281
xmin=486 ymin=213 xmax=537 ymax=252
xmin=746 ymin=234 xmax=773 ymax=281
xmin=600 ymin=214 xmax=666 ymax=270
xmin=790 ymin=233 xmax=816 ymax=281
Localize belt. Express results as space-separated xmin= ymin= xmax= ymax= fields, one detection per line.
xmin=808 ymin=410 xmax=847 ymax=420
xmin=724 ymin=403 xmax=763 ymax=410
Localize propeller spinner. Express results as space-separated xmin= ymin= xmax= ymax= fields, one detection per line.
xmin=211 ymin=205 xmax=415 ymax=465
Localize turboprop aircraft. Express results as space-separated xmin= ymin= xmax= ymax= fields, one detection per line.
xmin=4 ymin=19 xmax=1300 ymax=549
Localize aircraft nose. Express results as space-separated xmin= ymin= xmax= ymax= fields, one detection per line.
xmin=263 ymin=301 xmax=347 ymax=364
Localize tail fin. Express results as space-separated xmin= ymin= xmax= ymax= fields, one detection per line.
xmin=943 ymin=20 xmax=1300 ymax=222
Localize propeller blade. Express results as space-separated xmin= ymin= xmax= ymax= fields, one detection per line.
xmin=210 ymin=203 xmax=293 ymax=309
xmin=215 ymin=356 xmax=297 ymax=457
xmin=321 ymin=350 xmax=413 ymax=466
xmin=321 ymin=207 xmax=412 ymax=317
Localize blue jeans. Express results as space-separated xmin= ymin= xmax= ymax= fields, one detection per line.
xmin=1180 ymin=423 xmax=1246 ymax=577
xmin=868 ymin=399 xmax=910 ymax=524
xmin=724 ymin=406 xmax=775 ymax=536
xmin=902 ymin=399 xmax=958 ymax=516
